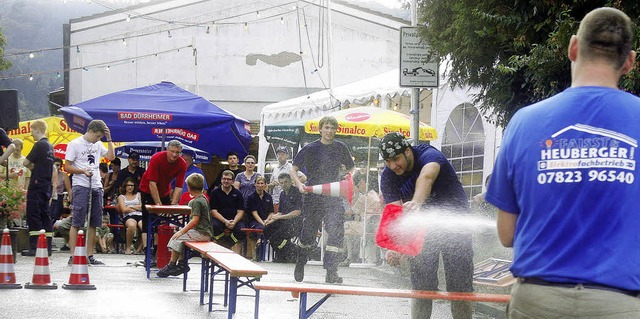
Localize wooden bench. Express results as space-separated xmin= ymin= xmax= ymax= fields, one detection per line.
xmin=183 ymin=241 xmax=234 ymax=304
xmin=204 ymin=252 xmax=268 ymax=319
xmin=253 ymin=282 xmax=511 ymax=319
xmin=240 ymin=228 xmax=268 ymax=261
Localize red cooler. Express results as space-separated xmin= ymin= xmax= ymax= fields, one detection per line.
xmin=156 ymin=224 xmax=175 ymax=269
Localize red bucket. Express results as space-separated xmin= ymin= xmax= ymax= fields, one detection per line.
xmin=375 ymin=204 xmax=426 ymax=256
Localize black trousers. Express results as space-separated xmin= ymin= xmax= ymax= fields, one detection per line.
xmin=26 ymin=184 xmax=53 ymax=252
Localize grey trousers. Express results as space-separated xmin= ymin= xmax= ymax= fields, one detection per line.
xmin=508 ymin=281 xmax=640 ymax=319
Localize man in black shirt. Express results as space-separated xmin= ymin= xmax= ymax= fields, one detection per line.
xmin=113 ymin=151 xmax=145 ymax=192
xmin=22 ymin=120 xmax=55 ymax=256
xmin=209 ymin=170 xmax=245 ymax=251
xmin=211 ymin=152 xmax=243 ymax=189
xmin=263 ymin=173 xmax=302 ymax=262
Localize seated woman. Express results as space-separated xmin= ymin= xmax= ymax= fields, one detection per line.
xmin=117 ymin=177 xmax=143 ymax=255
xmin=244 ymin=176 xmax=273 ymax=259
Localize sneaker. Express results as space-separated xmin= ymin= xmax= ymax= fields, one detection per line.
xmin=157 ymin=264 xmax=175 ymax=278
xmin=60 ymin=245 xmax=70 ymax=251
xmin=21 ymin=250 xmax=36 ymax=257
xmin=178 ymin=262 xmax=190 ymax=274
xmin=325 ymin=270 xmax=343 ymax=284
xmin=157 ymin=263 xmax=181 ymax=277
xmin=87 ymin=255 xmax=104 ymax=265
xmin=294 ymin=258 xmax=306 ymax=282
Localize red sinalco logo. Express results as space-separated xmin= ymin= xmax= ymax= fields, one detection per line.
xmin=345 ymin=113 xmax=370 ymax=122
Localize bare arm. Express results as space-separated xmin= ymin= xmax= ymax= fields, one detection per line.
xmin=211 ymin=209 xmax=228 ymax=224
xmin=0 ymin=144 xmax=15 ymax=166
xmin=171 ymin=216 xmax=200 ymax=240
xmin=497 ymin=209 xmax=517 ymax=247
xmin=23 ymin=158 xmax=34 ymax=171
xmin=251 ymin=210 xmax=266 ymax=226
xmin=230 ymin=210 xmax=244 ymax=228
xmin=170 ymin=187 xmax=182 ymax=205
xmin=402 ymin=162 xmax=440 ymax=211
xmin=148 ymin=181 xmax=162 ymax=205
xmin=290 ymin=165 xmax=306 ymax=193
xmin=103 ymin=127 xmax=115 ymax=161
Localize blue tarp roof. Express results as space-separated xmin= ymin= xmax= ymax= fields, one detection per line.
xmin=60 ymin=82 xmax=251 ymax=159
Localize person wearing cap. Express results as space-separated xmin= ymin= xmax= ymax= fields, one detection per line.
xmin=487 ymin=8 xmax=640 ymax=317
xmin=379 ymin=132 xmax=473 ymax=319
xmin=268 ymin=146 xmax=306 ymax=213
xmin=291 ymin=115 xmax=355 ymax=284
xmin=113 ymin=151 xmax=145 ymax=194
xmin=171 ymin=151 xmax=208 ymax=194
xmin=103 ymin=157 xmax=121 ymax=205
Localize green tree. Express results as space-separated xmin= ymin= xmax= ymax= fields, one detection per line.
xmin=0 ymin=27 xmax=11 ymax=71
xmin=418 ymin=0 xmax=640 ymax=127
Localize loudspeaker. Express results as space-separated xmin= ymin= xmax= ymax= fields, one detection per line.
xmin=0 ymin=90 xmax=19 ymax=131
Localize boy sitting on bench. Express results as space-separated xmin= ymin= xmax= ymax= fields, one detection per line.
xmin=157 ymin=173 xmax=213 ymax=277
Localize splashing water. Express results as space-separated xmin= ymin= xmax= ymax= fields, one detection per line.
xmin=387 ymin=208 xmax=496 ymax=246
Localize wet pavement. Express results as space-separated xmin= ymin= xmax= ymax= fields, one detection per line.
xmin=0 ymin=248 xmax=506 ymax=318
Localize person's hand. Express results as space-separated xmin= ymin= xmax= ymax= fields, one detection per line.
xmin=297 ymin=184 xmax=307 ymax=194
xmin=402 ymin=200 xmax=420 ymax=212
xmin=170 ymin=232 xmax=181 ymax=241
xmin=104 ymin=126 xmax=112 ymax=141
xmin=385 ymin=250 xmax=404 ymax=267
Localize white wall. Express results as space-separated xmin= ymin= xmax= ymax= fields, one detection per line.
xmin=67 ymin=0 xmax=407 ymax=122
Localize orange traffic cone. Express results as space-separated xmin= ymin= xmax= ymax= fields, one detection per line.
xmin=0 ymin=228 xmax=21 ymax=289
xmin=303 ymin=173 xmax=354 ymax=204
xmin=25 ymin=229 xmax=57 ymax=289
xmin=62 ymin=230 xmax=96 ymax=290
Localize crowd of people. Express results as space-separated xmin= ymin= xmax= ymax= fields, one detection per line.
xmin=5 ymin=9 xmax=637 ymax=315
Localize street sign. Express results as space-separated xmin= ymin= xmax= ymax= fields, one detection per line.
xmin=399 ymin=27 xmax=438 ymax=88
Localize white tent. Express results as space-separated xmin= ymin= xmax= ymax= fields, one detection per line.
xmin=257 ymin=68 xmax=415 ymax=173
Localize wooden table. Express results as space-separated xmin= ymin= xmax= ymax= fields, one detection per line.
xmin=145 ymin=205 xmax=191 ymax=279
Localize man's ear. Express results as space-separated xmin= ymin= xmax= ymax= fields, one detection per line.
xmin=568 ymin=35 xmax=579 ymax=62
xmin=620 ymin=50 xmax=636 ymax=75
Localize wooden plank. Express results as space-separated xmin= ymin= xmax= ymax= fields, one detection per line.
xmin=206 ymin=252 xmax=268 ymax=278
xmin=254 ymin=282 xmax=511 ymax=303
xmin=185 ymin=241 xmax=233 ymax=254
xmin=146 ymin=205 xmax=191 ymax=215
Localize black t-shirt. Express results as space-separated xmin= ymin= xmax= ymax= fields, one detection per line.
xmin=0 ymin=128 xmax=11 ymax=156
xmin=209 ymin=187 xmax=244 ymax=220
xmin=114 ymin=166 xmax=146 ymax=192
xmin=26 ymin=137 xmax=54 ymax=188
xmin=245 ymin=191 xmax=274 ymax=221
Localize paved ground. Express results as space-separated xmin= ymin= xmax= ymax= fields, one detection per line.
xmin=0 ymin=247 xmax=507 ymax=319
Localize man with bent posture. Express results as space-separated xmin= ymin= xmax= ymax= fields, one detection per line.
xmin=486 ymin=7 xmax=640 ymax=318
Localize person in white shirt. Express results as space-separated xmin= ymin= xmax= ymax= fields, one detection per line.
xmin=64 ymin=120 xmax=115 ymax=265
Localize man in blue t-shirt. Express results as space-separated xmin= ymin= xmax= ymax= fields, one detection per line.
xmin=379 ymin=132 xmax=473 ymax=319
xmin=486 ymin=7 xmax=640 ymax=317
xmin=291 ymin=116 xmax=355 ymax=284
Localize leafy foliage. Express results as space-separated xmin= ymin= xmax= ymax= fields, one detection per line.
xmin=418 ymin=0 xmax=640 ymax=127
xmin=0 ymin=27 xmax=11 ymax=72
xmin=0 ymin=183 xmax=26 ymax=228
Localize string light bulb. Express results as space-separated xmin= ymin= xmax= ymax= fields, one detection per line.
xmin=256 ymin=11 xmax=260 ymax=18
xmin=126 ymin=15 xmax=131 ymax=23
xmin=280 ymin=17 xmax=284 ymax=25
xmin=29 ymin=53 xmax=34 ymax=59
xmin=205 ymin=26 xmax=210 ymax=34
xmin=76 ymin=46 xmax=80 ymax=53
xmin=56 ymin=72 xmax=61 ymax=78
xmin=122 ymin=38 xmax=127 ymax=46
xmin=29 ymin=75 xmax=33 ymax=81
xmin=243 ymin=23 xmax=249 ymax=31
xmin=105 ymin=66 xmax=110 ymax=71
xmin=167 ymin=30 xmax=172 ymax=38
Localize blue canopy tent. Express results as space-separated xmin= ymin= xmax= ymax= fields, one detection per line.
xmin=115 ymin=141 xmax=212 ymax=163
xmin=60 ymin=82 xmax=251 ymax=159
